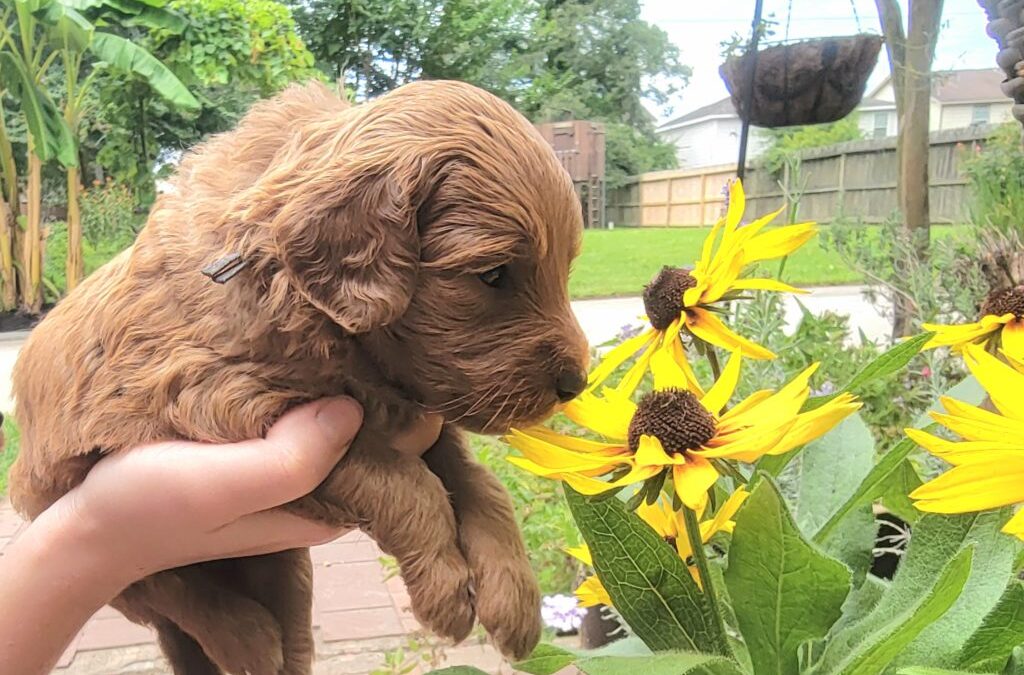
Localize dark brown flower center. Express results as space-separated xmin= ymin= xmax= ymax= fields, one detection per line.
xmin=643 ymin=266 xmax=697 ymax=331
xmin=628 ymin=389 xmax=717 ymax=456
xmin=981 ymin=285 xmax=1024 ymax=320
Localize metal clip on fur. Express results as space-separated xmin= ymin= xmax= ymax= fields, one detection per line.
xmin=201 ymin=253 xmax=248 ymax=284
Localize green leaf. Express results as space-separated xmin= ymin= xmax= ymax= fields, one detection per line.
xmin=576 ymin=653 xmax=745 ymax=675
xmin=956 ymin=581 xmax=1024 ymax=672
xmin=564 ymin=486 xmax=731 ymax=655
xmin=90 ymin=32 xmax=199 ymax=109
xmin=723 ymin=478 xmax=851 ymax=675
xmin=818 ymin=511 xmax=1014 ymax=672
xmin=425 ymin=668 xmax=490 ymax=675
xmin=516 ymin=644 xmax=576 ymax=675
xmin=879 ymin=460 xmax=924 ymax=525
xmin=789 ymin=414 xmax=876 ymax=579
xmin=895 ymin=511 xmax=1020 ymax=668
xmin=832 ymin=546 xmax=974 ymax=675
xmin=843 ymin=332 xmax=934 ymax=395
xmin=0 ymin=52 xmax=78 ymax=166
xmin=897 ymin=669 xmax=985 ymax=675
xmin=813 ymin=435 xmax=918 ymax=545
xmin=35 ymin=2 xmax=94 ymax=51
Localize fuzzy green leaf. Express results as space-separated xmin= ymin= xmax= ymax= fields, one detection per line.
xmin=723 ymin=478 xmax=851 ymax=675
xmin=425 ymin=668 xmax=491 ymax=675
xmin=564 ymin=486 xmax=731 ymax=655
xmin=516 ymin=644 xmax=576 ymax=675
xmin=956 ymin=581 xmax=1024 ymax=672
xmin=576 ymin=653 xmax=745 ymax=675
xmin=813 ymin=435 xmax=918 ymax=545
xmin=843 ymin=332 xmax=934 ymax=395
xmin=789 ymin=414 xmax=876 ymax=579
xmin=832 ymin=546 xmax=974 ymax=675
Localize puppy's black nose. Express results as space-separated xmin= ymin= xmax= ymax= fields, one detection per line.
xmin=555 ymin=368 xmax=587 ymax=403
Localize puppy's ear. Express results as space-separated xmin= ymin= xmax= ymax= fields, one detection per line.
xmin=270 ymin=169 xmax=420 ymax=333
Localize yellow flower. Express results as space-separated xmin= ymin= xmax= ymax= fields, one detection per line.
xmin=505 ymin=343 xmax=860 ymax=511
xmin=586 ymin=179 xmax=816 ymax=395
xmin=908 ymin=343 xmax=1024 ymax=538
xmin=567 ymin=489 xmax=750 ymax=606
xmin=922 ymin=285 xmax=1024 ymax=361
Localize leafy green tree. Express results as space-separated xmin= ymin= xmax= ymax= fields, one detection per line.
xmin=91 ymin=0 xmax=319 ymax=199
xmin=289 ymin=0 xmax=531 ymax=99
xmin=758 ymin=116 xmax=865 ymax=175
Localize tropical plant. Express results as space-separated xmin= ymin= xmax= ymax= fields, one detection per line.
xmin=1 ymin=0 xmax=197 ymax=306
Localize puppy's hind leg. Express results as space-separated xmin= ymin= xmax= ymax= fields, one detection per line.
xmin=304 ymin=439 xmax=476 ymax=644
xmin=153 ymin=620 xmax=222 ymax=675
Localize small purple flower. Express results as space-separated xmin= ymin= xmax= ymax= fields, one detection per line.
xmin=811 ymin=381 xmax=836 ymax=397
xmin=615 ymin=323 xmax=644 ymax=342
xmin=541 ymin=594 xmax=586 ymax=633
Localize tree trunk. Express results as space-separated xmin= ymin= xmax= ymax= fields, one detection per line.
xmin=22 ymin=149 xmax=43 ymax=314
xmin=0 ymin=192 xmax=15 ymax=311
xmin=877 ymin=0 xmax=944 ymax=340
xmin=66 ymin=166 xmax=83 ymax=291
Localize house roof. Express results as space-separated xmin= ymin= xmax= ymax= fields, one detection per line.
xmin=657 ymin=98 xmax=737 ymax=132
xmin=869 ymin=68 xmax=1007 ymax=104
xmin=858 ymin=96 xmax=896 ymax=111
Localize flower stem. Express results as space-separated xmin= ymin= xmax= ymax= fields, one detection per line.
xmin=707 ymin=347 xmax=722 ymax=380
xmin=681 ymin=505 xmax=728 ymax=634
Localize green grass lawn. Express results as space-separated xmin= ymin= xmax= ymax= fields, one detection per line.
xmin=568 ymin=225 xmax=959 ymax=299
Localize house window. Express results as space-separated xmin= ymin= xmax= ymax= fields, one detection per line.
xmin=972 ymin=104 xmax=990 ymax=125
xmin=872 ymin=111 xmax=888 ymax=139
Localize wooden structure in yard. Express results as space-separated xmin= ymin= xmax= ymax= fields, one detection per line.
xmin=607 ymin=125 xmax=992 ymax=227
xmin=536 ymin=120 xmax=607 ymax=228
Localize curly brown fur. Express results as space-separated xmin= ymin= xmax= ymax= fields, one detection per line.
xmin=9 ymin=80 xmax=587 ymax=673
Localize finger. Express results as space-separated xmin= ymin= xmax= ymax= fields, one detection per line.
xmin=204 ymin=397 xmax=363 ymax=519
xmin=392 ymin=413 xmax=444 ymax=456
xmin=185 ymin=510 xmax=353 ymax=567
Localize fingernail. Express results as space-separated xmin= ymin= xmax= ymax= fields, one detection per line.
xmin=315 ymin=397 xmax=363 ymax=446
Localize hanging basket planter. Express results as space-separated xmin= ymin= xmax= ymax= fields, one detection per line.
xmin=720 ymin=34 xmax=884 ymax=128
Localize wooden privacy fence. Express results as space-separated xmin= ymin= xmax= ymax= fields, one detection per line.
xmin=607 ymin=125 xmax=996 ymax=227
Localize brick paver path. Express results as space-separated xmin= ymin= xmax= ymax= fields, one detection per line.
xmin=0 ymin=500 xmax=532 ymax=674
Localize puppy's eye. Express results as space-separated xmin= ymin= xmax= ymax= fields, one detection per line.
xmin=478 ymin=265 xmax=508 ymax=289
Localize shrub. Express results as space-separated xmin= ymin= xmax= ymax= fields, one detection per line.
xmin=961 ymin=122 xmax=1024 ymax=235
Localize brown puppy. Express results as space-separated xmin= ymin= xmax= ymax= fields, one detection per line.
xmin=9 ymin=80 xmax=588 ymax=674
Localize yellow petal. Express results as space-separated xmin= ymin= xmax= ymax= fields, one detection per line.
xmin=729 ymin=277 xmax=809 ymax=295
xmin=704 ymin=488 xmax=749 ymax=539
xmin=512 ymin=425 xmax=629 ymax=456
xmin=651 ymin=329 xmax=694 ymax=392
xmin=1001 ymin=508 xmax=1024 ymax=538
xmin=562 ymin=392 xmax=635 ymax=441
xmin=767 ymin=395 xmax=862 ymax=456
xmin=636 ymin=500 xmax=678 ymax=539
xmin=700 ymin=251 xmax=746 ymax=305
xmin=963 ymin=344 xmax=1024 ymax=421
xmin=672 ymin=456 xmax=718 ymax=511
xmin=1001 ymin=319 xmax=1024 ymax=363
xmin=504 ymin=430 xmax=626 ymax=470
xmin=686 ymin=307 xmax=775 ymax=360
xmin=611 ymin=337 xmax=656 ymax=398
xmin=742 ymin=223 xmax=818 ymax=265
xmin=724 ymin=179 xmax=745 ymax=234
xmin=566 ymin=544 xmax=593 ymax=566
xmin=695 ymin=418 xmax=795 ymax=462
xmin=587 ymin=329 xmax=658 ymax=391
xmin=700 ymin=350 xmax=742 ymax=414
xmin=635 ymin=434 xmax=687 ymax=467
xmin=911 ymin=459 xmax=1024 ymax=513
xmin=575 ymin=575 xmax=612 ymax=607
xmin=922 ymin=316 xmax=1008 ymax=351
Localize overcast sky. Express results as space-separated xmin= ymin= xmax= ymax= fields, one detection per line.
xmin=641 ymin=0 xmax=997 ymax=124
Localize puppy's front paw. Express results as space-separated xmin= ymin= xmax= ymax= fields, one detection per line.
xmin=473 ymin=557 xmax=541 ymax=661
xmin=406 ymin=549 xmax=476 ymax=643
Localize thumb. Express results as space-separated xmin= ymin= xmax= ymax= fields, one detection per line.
xmin=214 ymin=397 xmax=364 ymax=518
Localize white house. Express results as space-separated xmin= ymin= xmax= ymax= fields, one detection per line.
xmin=655 ymin=98 xmax=771 ymax=169
xmin=857 ymin=68 xmax=1013 ymax=139
xmin=657 ymin=68 xmax=1012 ymax=169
